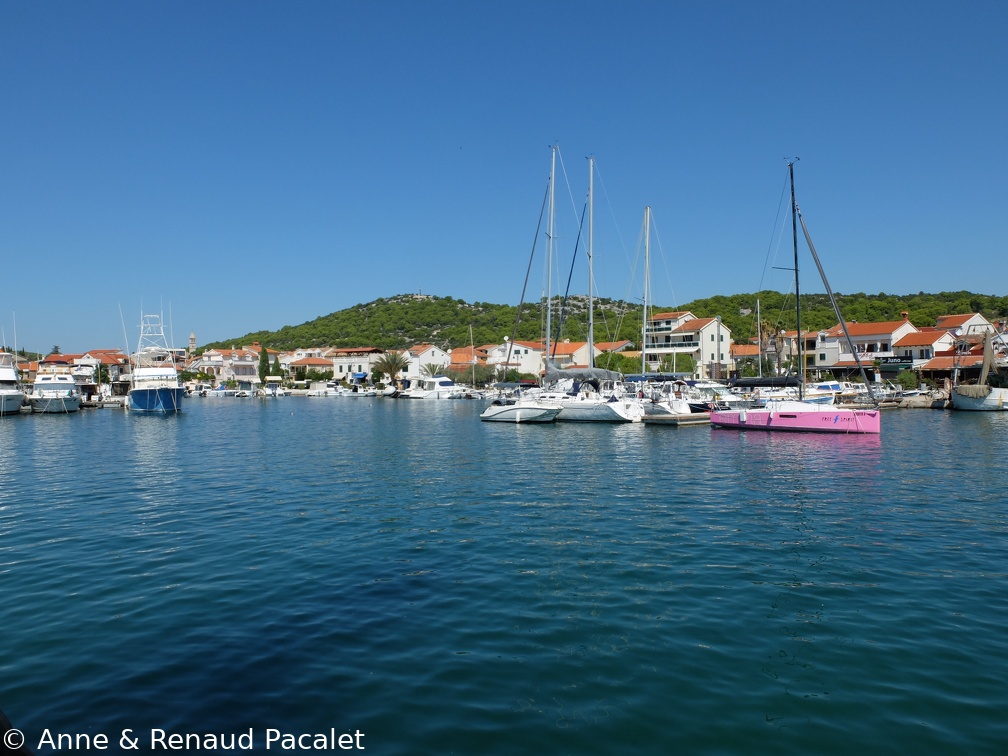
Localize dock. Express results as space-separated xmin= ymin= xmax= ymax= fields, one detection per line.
xmin=82 ymin=398 xmax=128 ymax=409
xmin=642 ymin=411 xmax=711 ymax=426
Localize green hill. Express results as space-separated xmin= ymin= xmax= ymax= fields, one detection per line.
xmin=203 ymin=291 xmax=1008 ymax=353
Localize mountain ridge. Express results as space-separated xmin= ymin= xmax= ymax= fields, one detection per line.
xmin=201 ymin=291 xmax=1008 ymax=353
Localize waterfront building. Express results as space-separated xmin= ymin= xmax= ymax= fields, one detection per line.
xmin=278 ymin=347 xmax=326 ymax=376
xmin=328 ymin=347 xmax=384 ymax=382
xmin=935 ymin=312 xmax=996 ymax=336
xmin=447 ymin=345 xmax=487 ymax=373
xmin=484 ymin=340 xmax=545 ymax=378
xmin=401 ymin=344 xmax=451 ymax=380
xmin=187 ymin=346 xmax=261 ymax=387
xmin=643 ymin=311 xmax=734 ymax=379
xmin=814 ymin=313 xmax=919 ymax=377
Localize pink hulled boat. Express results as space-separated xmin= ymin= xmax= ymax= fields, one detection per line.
xmin=710 ymin=400 xmax=880 ymax=434
xmin=712 ymin=161 xmax=881 ymax=436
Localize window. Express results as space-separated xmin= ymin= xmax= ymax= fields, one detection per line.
xmin=819 ymin=353 xmax=827 ymax=362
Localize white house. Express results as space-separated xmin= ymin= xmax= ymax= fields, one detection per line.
xmin=402 ymin=344 xmax=451 ymax=378
xmin=644 ymin=311 xmax=733 ymax=379
xmin=484 ymin=339 xmax=545 ymax=377
xmin=816 ymin=314 xmax=919 ymax=371
xmin=77 ymin=349 xmax=130 ymax=383
xmin=188 ymin=347 xmax=260 ymax=386
xmin=328 ymin=347 xmax=385 ymax=382
xmin=935 ymin=312 xmax=995 ymax=337
xmin=279 ymin=347 xmax=326 ymax=375
xmin=891 ymin=329 xmax=955 ymax=369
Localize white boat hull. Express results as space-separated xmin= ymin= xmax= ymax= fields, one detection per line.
xmin=950 ymin=386 xmax=1008 ymax=411
xmin=480 ymin=400 xmax=561 ymax=423
xmin=547 ymin=395 xmax=644 ymax=423
xmin=30 ymin=393 xmax=83 ymax=413
xmin=1 ymin=390 xmax=25 ymax=416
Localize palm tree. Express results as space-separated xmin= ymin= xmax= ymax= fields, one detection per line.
xmin=373 ymin=351 xmax=410 ymax=385
xmin=421 ymin=363 xmax=445 ymax=378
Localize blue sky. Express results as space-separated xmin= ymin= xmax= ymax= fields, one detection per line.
xmin=2 ymin=1 xmax=1005 ymax=354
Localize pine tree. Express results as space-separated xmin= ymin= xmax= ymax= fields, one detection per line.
xmin=258 ymin=346 xmax=269 ymax=383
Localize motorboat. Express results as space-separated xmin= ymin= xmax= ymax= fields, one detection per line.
xmin=259 ymin=378 xmax=289 ymax=397
xmin=642 ymin=380 xmax=697 ymax=419
xmin=0 ymin=352 xmax=26 ymax=416
xmin=128 ymin=313 xmax=185 ymax=413
xmin=479 ymin=385 xmax=561 ymax=423
xmin=29 ymin=370 xmax=82 ymax=413
xmin=401 ymin=375 xmax=459 ymax=399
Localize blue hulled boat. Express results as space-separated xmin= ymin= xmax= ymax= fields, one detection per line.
xmin=128 ymin=313 xmax=185 ymax=414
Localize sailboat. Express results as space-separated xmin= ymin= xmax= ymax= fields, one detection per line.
xmin=536 ymin=155 xmax=644 ymax=423
xmin=949 ymin=330 xmax=1008 ymax=411
xmin=480 ymin=147 xmax=563 ymax=424
xmin=128 ymin=312 xmax=186 ymax=413
xmin=635 ymin=205 xmax=706 ymax=423
xmin=709 ymin=162 xmax=880 ymax=434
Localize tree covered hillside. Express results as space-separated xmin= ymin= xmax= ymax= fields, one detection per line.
xmin=203 ymin=291 xmax=1008 ymax=353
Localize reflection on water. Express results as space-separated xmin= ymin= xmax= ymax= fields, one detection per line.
xmin=129 ymin=412 xmax=183 ymax=478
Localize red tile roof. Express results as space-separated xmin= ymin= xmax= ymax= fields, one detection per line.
xmin=935 ymin=313 xmax=976 ymax=329
xmin=673 ymin=317 xmax=721 ymax=332
xmin=548 ymin=341 xmax=586 ymax=356
xmin=921 ymin=355 xmax=984 ymax=370
xmin=328 ymin=347 xmax=384 ymax=355
xmin=893 ymin=331 xmax=949 ymax=348
xmin=823 ymin=320 xmax=914 ymax=337
xmin=596 ymin=340 xmax=633 ymax=352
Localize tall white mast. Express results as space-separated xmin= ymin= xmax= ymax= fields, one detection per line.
xmin=587 ymin=155 xmax=595 ymax=368
xmin=545 ymin=145 xmax=556 ymax=367
xmin=642 ymin=206 xmax=651 ymax=374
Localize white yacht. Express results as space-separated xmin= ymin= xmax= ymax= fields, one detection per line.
xmin=0 ymin=352 xmax=26 ymax=416
xmin=401 ymin=375 xmax=459 ymax=399
xmin=30 ymin=370 xmax=83 ymax=413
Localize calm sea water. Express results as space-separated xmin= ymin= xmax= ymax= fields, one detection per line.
xmin=1 ymin=399 xmax=1006 ymax=754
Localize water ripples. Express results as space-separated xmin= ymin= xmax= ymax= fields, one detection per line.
xmin=2 ymin=402 xmax=1007 ymax=753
